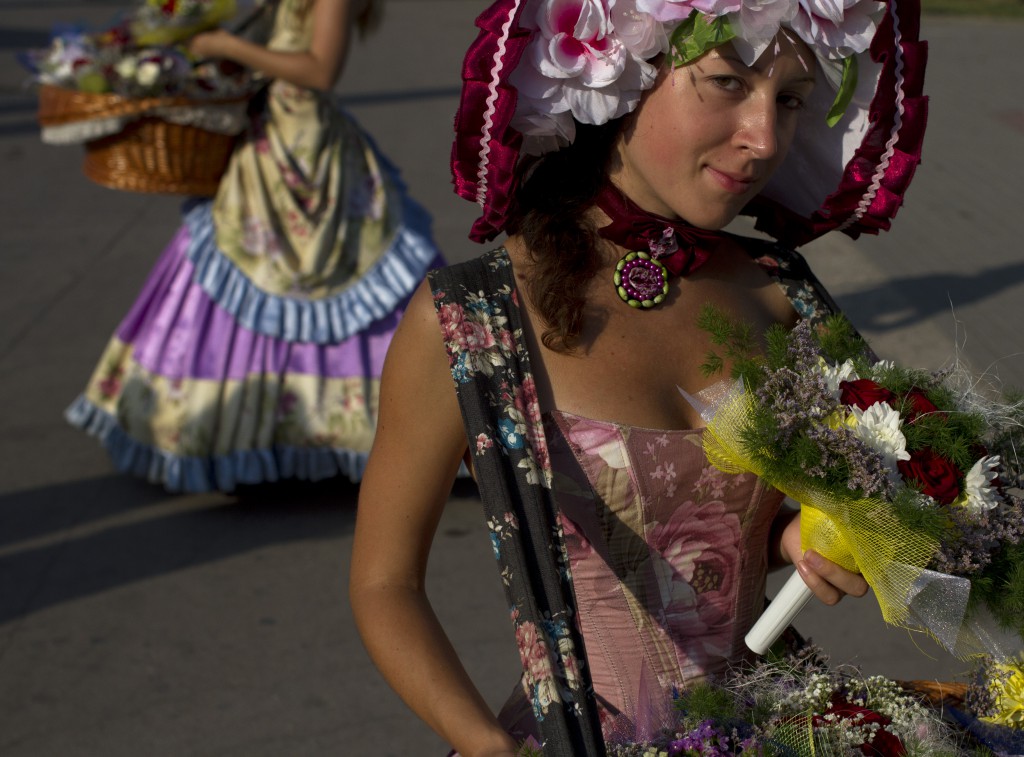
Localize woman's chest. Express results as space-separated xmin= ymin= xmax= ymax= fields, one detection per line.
xmin=531 ymin=280 xmax=790 ymax=430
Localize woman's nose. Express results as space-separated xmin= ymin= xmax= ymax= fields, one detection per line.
xmin=736 ymin=104 xmax=779 ymax=160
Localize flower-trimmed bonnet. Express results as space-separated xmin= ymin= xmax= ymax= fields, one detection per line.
xmin=451 ymin=0 xmax=928 ymax=248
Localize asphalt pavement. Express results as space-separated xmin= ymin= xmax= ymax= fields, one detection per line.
xmin=1 ymin=2 xmax=1022 ymax=755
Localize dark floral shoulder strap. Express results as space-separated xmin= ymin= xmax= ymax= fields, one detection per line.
xmin=744 ymin=236 xmax=844 ymax=324
xmin=428 ymin=249 xmax=606 ymax=756
xmin=745 ymin=237 xmax=879 ymax=361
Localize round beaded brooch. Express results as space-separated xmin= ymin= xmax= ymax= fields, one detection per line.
xmin=613 ymin=251 xmax=670 ymax=309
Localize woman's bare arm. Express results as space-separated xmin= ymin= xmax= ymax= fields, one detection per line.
xmin=349 ymin=281 xmax=519 ymax=757
xmin=188 ymin=0 xmax=357 ymax=91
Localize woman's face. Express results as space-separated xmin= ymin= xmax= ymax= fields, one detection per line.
xmin=610 ymin=35 xmax=816 ymax=230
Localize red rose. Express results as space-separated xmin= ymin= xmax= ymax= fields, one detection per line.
xmin=897 ymin=448 xmax=961 ymax=505
xmin=901 ymin=387 xmax=940 ymax=420
xmin=814 ymin=701 xmax=907 ymax=756
xmin=840 ymin=379 xmax=897 ymax=411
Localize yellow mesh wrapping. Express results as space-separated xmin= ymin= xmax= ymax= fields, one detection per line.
xmin=768 ymin=716 xmax=818 ymax=757
xmin=703 ymin=390 xmax=938 ymax=628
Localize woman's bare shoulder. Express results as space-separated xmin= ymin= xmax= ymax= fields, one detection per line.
xmin=368 ymin=276 xmax=467 ymax=480
xmin=387 ymin=278 xmax=448 ymax=378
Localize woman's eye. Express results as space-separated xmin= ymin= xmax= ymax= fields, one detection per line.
xmin=710 ymin=76 xmax=743 ymax=92
xmin=778 ymin=93 xmax=806 ymax=111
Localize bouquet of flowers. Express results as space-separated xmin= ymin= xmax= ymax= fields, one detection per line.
xmin=19 ymin=0 xmax=252 ymax=99
xmin=604 ymin=646 xmax=970 ymax=756
xmin=693 ymin=306 xmax=1024 ymax=660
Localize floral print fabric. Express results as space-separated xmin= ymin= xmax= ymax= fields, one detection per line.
xmin=212 ymin=0 xmax=404 ymax=300
xmin=546 ymin=412 xmax=783 ymax=742
xmin=430 ymin=251 xmax=606 ymax=756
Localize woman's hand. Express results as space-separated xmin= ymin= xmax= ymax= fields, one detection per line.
xmin=188 ymin=29 xmax=235 ymax=60
xmin=795 ymin=548 xmax=869 ymax=605
xmin=777 ymin=509 xmax=869 ymax=605
xmin=184 ymin=0 xmax=354 ymax=91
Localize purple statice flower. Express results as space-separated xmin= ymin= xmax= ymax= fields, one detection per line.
xmin=804 ymin=424 xmax=896 ymax=499
xmin=754 ymin=365 xmax=825 ymax=448
xmin=931 ymin=491 xmax=1024 ymax=576
xmin=669 ymin=719 xmax=735 ymax=755
xmin=757 ymin=321 xmax=835 ymax=444
xmin=755 ymin=321 xmax=835 ymax=448
xmin=964 ymin=657 xmax=1000 ymax=719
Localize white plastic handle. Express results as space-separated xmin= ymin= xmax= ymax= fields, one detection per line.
xmin=745 ymin=569 xmax=814 ymax=655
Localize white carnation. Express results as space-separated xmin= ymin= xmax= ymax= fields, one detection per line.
xmin=136 ymin=61 xmax=162 ymax=88
xmin=114 ymin=57 xmax=139 ymax=80
xmin=850 ymin=401 xmax=910 ymax=473
xmin=963 ymin=455 xmax=1003 ymax=515
xmin=818 ymin=357 xmax=859 ymax=399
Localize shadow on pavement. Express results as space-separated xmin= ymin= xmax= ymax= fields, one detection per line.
xmin=839 ymin=261 xmax=1024 ymax=332
xmin=0 ymin=475 xmax=366 ymax=625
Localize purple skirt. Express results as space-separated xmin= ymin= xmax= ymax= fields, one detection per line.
xmin=67 ymin=199 xmax=442 ymax=493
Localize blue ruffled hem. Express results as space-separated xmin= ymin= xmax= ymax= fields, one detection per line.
xmin=66 ymin=395 xmax=367 ymax=493
xmin=183 ymin=173 xmax=439 ymax=346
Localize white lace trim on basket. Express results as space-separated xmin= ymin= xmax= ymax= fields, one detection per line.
xmin=41 ymin=100 xmax=250 ymax=145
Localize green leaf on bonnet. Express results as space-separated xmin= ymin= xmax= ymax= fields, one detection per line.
xmin=669 ymin=11 xmax=736 ymax=68
xmin=826 ymin=55 xmax=858 ymax=127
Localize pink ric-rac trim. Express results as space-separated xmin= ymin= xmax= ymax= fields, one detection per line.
xmin=837 ymin=2 xmax=906 ymax=232
xmin=476 ymin=0 xmax=523 ymax=207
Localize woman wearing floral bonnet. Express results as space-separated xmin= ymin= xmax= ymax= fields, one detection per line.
xmin=351 ymin=0 xmax=927 ymax=754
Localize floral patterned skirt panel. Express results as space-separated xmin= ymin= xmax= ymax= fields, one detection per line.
xmin=67 ymin=200 xmax=443 ymax=492
xmin=202 ymin=84 xmax=439 ymax=344
xmin=490 ymin=410 xmax=786 ymax=747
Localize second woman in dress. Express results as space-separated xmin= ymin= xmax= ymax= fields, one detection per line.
xmin=67 ymin=0 xmax=444 ymax=492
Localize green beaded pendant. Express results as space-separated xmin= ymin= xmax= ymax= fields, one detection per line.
xmin=613 ymin=251 xmax=670 ymax=309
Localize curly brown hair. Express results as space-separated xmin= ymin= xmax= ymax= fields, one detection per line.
xmin=505 ymin=120 xmax=626 ymax=353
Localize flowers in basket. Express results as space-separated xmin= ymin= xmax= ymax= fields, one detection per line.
xmin=19 ymin=0 xmax=253 ymax=99
xmin=604 ymin=646 xmax=969 ymax=756
xmin=130 ymin=0 xmax=238 ymax=47
xmin=952 ymin=656 xmax=1024 ymax=755
xmin=693 ymin=306 xmax=1024 ymax=660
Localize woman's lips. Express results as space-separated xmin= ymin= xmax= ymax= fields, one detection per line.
xmin=706 ymin=166 xmax=756 ymax=195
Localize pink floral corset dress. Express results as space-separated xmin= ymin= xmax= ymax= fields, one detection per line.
xmin=495 ymin=410 xmax=786 ymax=745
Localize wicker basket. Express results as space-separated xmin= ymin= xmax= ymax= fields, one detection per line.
xmin=37 ymin=83 xmax=245 ymax=196
xmin=900 ymin=679 xmax=969 ymax=710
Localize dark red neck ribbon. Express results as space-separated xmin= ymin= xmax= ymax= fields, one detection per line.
xmin=595 ymin=184 xmax=726 ymax=277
